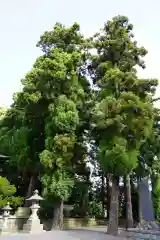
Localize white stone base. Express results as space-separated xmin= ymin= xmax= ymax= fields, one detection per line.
xmin=137 ymin=220 xmax=160 ymax=230
xmin=126 ymin=228 xmax=160 ymax=239
xmin=23 ymin=218 xmax=45 ymax=234
xmin=0 ymin=229 xmax=12 ymax=236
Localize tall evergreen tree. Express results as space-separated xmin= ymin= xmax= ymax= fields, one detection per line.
xmin=0 ymin=23 xmax=91 ymax=215
xmin=0 ymin=15 xmax=159 ymax=232
xmin=37 ymin=22 xmax=91 ymax=228
xmin=90 ymin=15 xmax=157 ymax=235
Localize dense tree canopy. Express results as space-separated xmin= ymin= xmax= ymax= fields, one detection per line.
xmin=0 ymin=15 xmax=159 ymax=235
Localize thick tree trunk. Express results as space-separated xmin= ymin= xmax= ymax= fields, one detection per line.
xmin=24 ymin=174 xmax=37 ymax=207
xmin=52 ymin=200 xmax=64 ymax=230
xmin=52 ymin=203 xmax=60 ymax=229
xmin=106 ymin=175 xmax=111 ymax=219
xmin=81 ymin=192 xmax=89 ymax=216
xmin=137 ymin=177 xmax=143 ymax=223
xmin=107 ymin=175 xmax=119 ymax=236
xmin=27 ymin=175 xmax=36 ymax=197
xmin=81 ymin=174 xmax=90 ymax=217
xmin=125 ymin=174 xmax=133 ymax=229
xmin=101 ymin=172 xmax=105 ymax=217
xmin=59 ymin=199 xmax=64 ymax=230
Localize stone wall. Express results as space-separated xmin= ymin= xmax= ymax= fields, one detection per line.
xmin=0 ymin=217 xmax=106 ymax=234
xmin=42 ymin=218 xmax=136 ymax=230
xmin=43 ymin=218 xmax=105 ymax=231
xmin=0 ymin=216 xmax=28 ymax=233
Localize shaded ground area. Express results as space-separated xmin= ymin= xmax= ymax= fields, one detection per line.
xmin=0 ymin=227 xmax=127 ymax=240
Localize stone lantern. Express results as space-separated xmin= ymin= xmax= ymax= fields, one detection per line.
xmin=3 ymin=202 xmax=12 ymax=217
xmin=0 ymin=202 xmax=12 ymax=232
xmin=23 ymin=189 xmax=45 ymax=233
xmin=27 ymin=189 xmax=43 ymax=219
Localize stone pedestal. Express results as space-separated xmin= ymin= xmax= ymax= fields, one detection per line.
xmin=23 ymin=217 xmax=44 ymax=233
xmin=137 ymin=220 xmax=160 ymax=231
xmin=125 ymin=220 xmax=160 ymax=239
xmin=125 ymin=228 xmax=160 ymax=239
xmin=22 ymin=190 xmax=45 ymax=234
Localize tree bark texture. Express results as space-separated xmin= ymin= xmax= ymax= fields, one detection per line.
xmin=52 ymin=199 xmax=64 ymax=230
xmin=106 ymin=174 xmax=111 ymax=220
xmin=107 ymin=175 xmax=119 ymax=236
xmin=125 ymin=174 xmax=134 ymax=229
xmin=24 ymin=174 xmax=37 ymax=207
xmin=137 ymin=176 xmax=143 ymax=223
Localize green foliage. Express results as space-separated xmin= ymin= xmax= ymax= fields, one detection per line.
xmin=88 ymin=200 xmax=103 ymax=218
xmin=0 ymin=20 xmax=90 ymax=207
xmin=71 ymin=200 xmax=103 ymax=218
xmin=37 ymin=22 xmax=90 ymax=204
xmin=0 ymin=176 xmax=16 ymax=196
xmin=0 ymin=15 xmax=159 ymax=227
xmin=50 ymin=95 xmax=79 ymax=133
xmin=0 ymin=107 xmax=7 ymax=120
xmin=0 ymin=176 xmax=24 ymax=208
xmin=91 ymin=15 xmax=157 ymax=176
xmin=41 ymin=170 xmax=74 ymax=201
xmin=152 ymin=175 xmax=160 ymax=220
xmin=0 ymin=196 xmax=24 ymax=208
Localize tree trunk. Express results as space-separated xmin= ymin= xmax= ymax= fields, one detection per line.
xmin=81 ymin=174 xmax=90 ymax=217
xmin=106 ymin=174 xmax=111 ymax=219
xmin=107 ymin=175 xmax=119 ymax=236
xmin=24 ymin=174 xmax=37 ymax=207
xmin=59 ymin=199 xmax=64 ymax=230
xmin=137 ymin=176 xmax=143 ymax=223
xmin=52 ymin=200 xmax=64 ymax=230
xmin=27 ymin=175 xmax=36 ymax=197
xmin=125 ymin=174 xmax=133 ymax=229
xmin=101 ymin=172 xmax=105 ymax=217
xmin=81 ymin=192 xmax=89 ymax=217
xmin=52 ymin=203 xmax=60 ymax=229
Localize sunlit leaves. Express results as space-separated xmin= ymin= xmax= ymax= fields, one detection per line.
xmin=53 ymin=96 xmax=79 ymax=132
xmin=40 ymin=150 xmax=54 ymax=169
xmin=0 ymin=176 xmax=16 ymax=197
xmin=37 ymin=22 xmax=83 ymax=53
xmin=42 ymin=170 xmax=74 ymax=201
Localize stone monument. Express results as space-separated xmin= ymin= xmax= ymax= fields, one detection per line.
xmin=23 ymin=189 xmax=45 ymax=234
xmin=125 ymin=178 xmax=160 ymax=239
xmin=138 ymin=177 xmax=159 ymax=230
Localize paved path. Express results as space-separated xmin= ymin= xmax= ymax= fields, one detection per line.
xmin=0 ymin=227 xmax=127 ymax=240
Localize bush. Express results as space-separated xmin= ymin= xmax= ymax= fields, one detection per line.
xmin=0 ymin=196 xmax=24 ymax=208
xmin=0 ymin=176 xmax=16 ymax=196
xmin=71 ymin=200 xmax=103 ymax=218
xmin=0 ymin=176 xmax=24 ymax=209
xmin=88 ymin=200 xmax=103 ymax=218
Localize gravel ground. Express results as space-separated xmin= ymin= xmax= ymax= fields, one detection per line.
xmin=0 ymin=228 xmax=127 ymax=240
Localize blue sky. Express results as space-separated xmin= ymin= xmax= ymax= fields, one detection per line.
xmin=1 ymin=0 xmax=160 ymax=107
